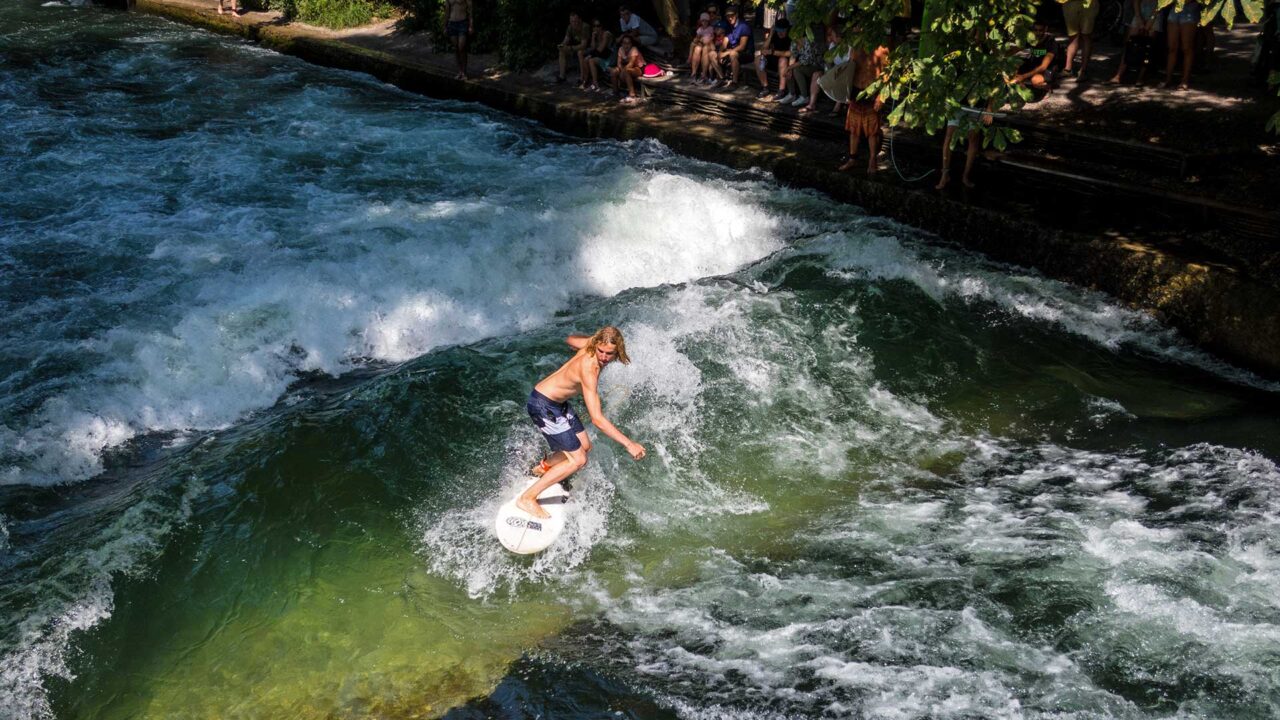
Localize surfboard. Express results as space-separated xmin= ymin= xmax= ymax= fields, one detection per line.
xmin=494 ymin=478 xmax=570 ymax=554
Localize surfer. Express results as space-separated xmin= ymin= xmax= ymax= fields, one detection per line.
xmin=520 ymin=326 xmax=646 ymax=518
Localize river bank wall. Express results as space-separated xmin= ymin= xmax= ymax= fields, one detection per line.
xmin=134 ymin=0 xmax=1280 ymax=378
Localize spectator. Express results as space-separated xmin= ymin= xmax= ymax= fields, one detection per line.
xmin=779 ymin=21 xmax=824 ymax=106
xmin=718 ymin=5 xmax=754 ymax=89
xmin=557 ymin=11 xmax=590 ymax=85
xmin=705 ymin=25 xmax=730 ymax=85
xmin=443 ymin=0 xmax=473 ymax=80
xmin=1164 ymin=0 xmax=1200 ymax=89
xmin=619 ymin=4 xmax=659 ymax=51
xmin=706 ymin=3 xmax=726 ymax=32
xmin=1059 ymin=0 xmax=1100 ymax=78
xmin=837 ymin=43 xmax=889 ymax=174
xmin=1108 ymin=0 xmax=1163 ymax=84
xmin=936 ymin=104 xmax=994 ymax=190
xmin=1011 ymin=19 xmax=1060 ymax=91
xmin=798 ymin=23 xmax=845 ymax=114
xmin=755 ymin=17 xmax=794 ymax=99
xmin=611 ymin=33 xmax=647 ymax=103
xmin=582 ymin=17 xmax=616 ymax=91
xmin=689 ymin=12 xmax=715 ymax=78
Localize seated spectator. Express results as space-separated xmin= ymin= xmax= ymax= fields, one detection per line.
xmin=611 ymin=33 xmax=647 ymax=103
xmin=1164 ymin=0 xmax=1200 ymax=89
xmin=718 ymin=5 xmax=754 ymax=89
xmin=1011 ymin=19 xmax=1060 ymax=91
xmin=557 ymin=11 xmax=590 ymax=84
xmin=708 ymin=3 xmax=727 ymax=31
xmin=618 ymin=4 xmax=659 ymax=51
xmin=582 ymin=17 xmax=616 ymax=91
xmin=778 ymin=22 xmax=824 ymax=106
xmin=703 ymin=25 xmax=729 ymax=85
xmin=755 ymin=16 xmax=794 ymax=100
xmin=1108 ymin=0 xmax=1163 ymax=84
xmin=689 ymin=12 xmax=716 ymax=80
xmin=798 ymin=24 xmax=846 ymax=114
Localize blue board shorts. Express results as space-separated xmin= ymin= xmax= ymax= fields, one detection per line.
xmin=446 ymin=19 xmax=469 ymax=38
xmin=527 ymin=389 xmax=586 ymax=453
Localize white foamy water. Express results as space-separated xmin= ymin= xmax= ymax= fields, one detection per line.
xmin=0 ymin=15 xmax=787 ymax=487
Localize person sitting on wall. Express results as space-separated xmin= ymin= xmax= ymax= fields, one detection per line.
xmin=1011 ymin=19 xmax=1060 ymax=92
xmin=778 ymin=21 xmax=824 ymax=106
xmin=611 ymin=33 xmax=647 ymax=103
xmin=557 ymin=11 xmax=590 ymax=85
xmin=718 ymin=5 xmax=754 ymax=90
xmin=704 ymin=24 xmax=730 ymax=86
xmin=618 ymin=4 xmax=659 ymax=52
xmin=755 ymin=16 xmax=793 ymax=100
xmin=689 ymin=12 xmax=716 ymax=82
xmin=582 ymin=17 xmax=616 ymax=92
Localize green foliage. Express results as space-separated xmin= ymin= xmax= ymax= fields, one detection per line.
xmin=248 ymin=0 xmax=394 ymax=28
xmin=296 ymin=0 xmax=394 ymax=28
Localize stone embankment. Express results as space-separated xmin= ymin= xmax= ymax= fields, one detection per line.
xmin=135 ymin=0 xmax=1280 ymax=377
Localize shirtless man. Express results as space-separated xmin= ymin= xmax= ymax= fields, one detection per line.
xmin=520 ymin=326 xmax=646 ymax=518
xmin=837 ymin=42 xmax=889 ymax=174
xmin=444 ymin=0 xmax=473 ymax=80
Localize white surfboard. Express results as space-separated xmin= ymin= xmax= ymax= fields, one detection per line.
xmin=494 ymin=478 xmax=570 ymax=554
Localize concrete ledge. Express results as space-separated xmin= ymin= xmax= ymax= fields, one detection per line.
xmin=134 ymin=0 xmax=1280 ymax=377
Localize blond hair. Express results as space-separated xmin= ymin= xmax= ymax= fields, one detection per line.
xmin=587 ymin=326 xmax=630 ymax=364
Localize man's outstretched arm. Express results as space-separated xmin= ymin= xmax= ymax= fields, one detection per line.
xmin=581 ymin=365 xmax=645 ymax=459
xmin=567 ymin=334 xmax=590 ymax=350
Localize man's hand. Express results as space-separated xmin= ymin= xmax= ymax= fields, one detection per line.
xmin=626 ymin=442 xmax=646 ymax=460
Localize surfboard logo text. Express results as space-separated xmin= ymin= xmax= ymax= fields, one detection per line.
xmin=505 ymin=517 xmax=543 ymax=531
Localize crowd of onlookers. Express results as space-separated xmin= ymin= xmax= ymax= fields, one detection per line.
xmin=532 ymin=1 xmax=1279 ymax=185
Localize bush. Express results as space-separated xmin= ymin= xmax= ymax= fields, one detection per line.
xmin=249 ymin=0 xmax=396 ymax=29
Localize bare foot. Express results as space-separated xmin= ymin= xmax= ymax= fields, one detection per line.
xmin=516 ymin=495 xmax=550 ymax=519
xmin=837 ymin=157 xmax=857 ymax=172
xmin=217 ymin=5 xmax=225 ymax=13
xmin=961 ymin=176 xmax=976 ymax=189
xmin=935 ymin=172 xmax=950 ymax=190
xmin=867 ymin=163 xmax=878 ymax=175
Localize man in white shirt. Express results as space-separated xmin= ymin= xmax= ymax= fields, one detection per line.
xmin=618 ymin=4 xmax=659 ymax=50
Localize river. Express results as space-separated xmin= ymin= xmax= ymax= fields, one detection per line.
xmin=3 ymin=2 xmax=1280 ymax=718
